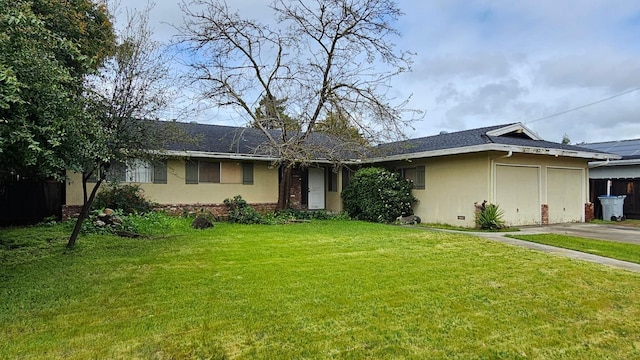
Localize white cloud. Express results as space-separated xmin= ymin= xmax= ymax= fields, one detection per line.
xmin=118 ymin=0 xmax=640 ymax=143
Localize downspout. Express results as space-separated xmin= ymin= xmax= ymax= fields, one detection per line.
xmin=498 ymin=150 xmax=513 ymax=159
xmin=489 ymin=150 xmax=513 ymax=204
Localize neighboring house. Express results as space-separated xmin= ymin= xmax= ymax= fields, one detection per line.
xmin=580 ymin=139 xmax=640 ymax=219
xmin=64 ymin=122 xmax=615 ymax=226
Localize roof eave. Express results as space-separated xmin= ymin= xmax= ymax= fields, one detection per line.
xmin=589 ymin=158 xmax=640 ymax=167
xmin=363 ymin=144 xmax=617 ymax=163
xmin=163 ymin=150 xmax=279 ymax=162
xmin=161 ymin=150 xmax=361 ymax=165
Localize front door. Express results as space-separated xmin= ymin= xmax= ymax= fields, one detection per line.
xmin=308 ymin=167 xmax=325 ymax=210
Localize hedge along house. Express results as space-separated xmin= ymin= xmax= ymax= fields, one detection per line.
xmin=370 ymin=123 xmax=616 ymax=227
xmin=580 ymin=139 xmax=640 ymax=219
xmin=64 ymin=122 xmax=353 ymax=218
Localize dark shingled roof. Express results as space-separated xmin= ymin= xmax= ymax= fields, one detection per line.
xmin=165 ymin=121 xmax=275 ymax=154
xmin=377 ymin=123 xmax=610 ymax=156
xmin=162 ymin=121 xmax=363 ymax=159
xmin=156 ymin=120 xmax=609 ymax=160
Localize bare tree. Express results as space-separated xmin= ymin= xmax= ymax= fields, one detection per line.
xmin=178 ymin=0 xmax=420 ymax=210
xmin=68 ymin=2 xmax=179 ymax=247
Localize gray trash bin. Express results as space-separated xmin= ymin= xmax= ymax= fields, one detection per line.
xmin=598 ymin=195 xmax=626 ymax=221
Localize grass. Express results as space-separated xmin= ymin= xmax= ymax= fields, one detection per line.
xmin=418 ymin=223 xmax=518 ymax=232
xmin=2 ymin=218 xmax=640 ymax=359
xmin=590 ymin=219 xmax=640 ymax=228
xmin=507 ymin=233 xmax=640 ymax=264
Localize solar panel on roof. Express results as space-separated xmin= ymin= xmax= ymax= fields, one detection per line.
xmin=581 ymin=139 xmax=640 ymax=156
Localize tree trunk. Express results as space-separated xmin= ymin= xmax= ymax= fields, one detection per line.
xmin=276 ymin=166 xmax=292 ymax=211
xmin=67 ymin=178 xmax=102 ymax=248
xmin=82 ymin=172 xmax=90 ymax=205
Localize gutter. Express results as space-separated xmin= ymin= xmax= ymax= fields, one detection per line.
xmin=157 ymin=144 xmax=616 ymax=165
xmin=588 ymin=158 xmax=640 ymax=168
xmin=589 ymin=158 xmax=610 ymax=168
xmin=161 ymin=150 xmax=359 ymax=165
xmin=163 ymin=150 xmax=279 ymax=162
xmin=364 ymin=143 xmax=613 ymax=164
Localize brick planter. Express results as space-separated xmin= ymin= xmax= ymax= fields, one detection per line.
xmin=62 ymin=203 xmax=278 ymax=221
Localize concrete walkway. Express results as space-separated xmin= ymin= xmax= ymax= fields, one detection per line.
xmin=427 ymin=223 xmax=640 ymax=274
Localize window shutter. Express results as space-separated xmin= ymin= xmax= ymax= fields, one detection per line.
xmin=242 ymin=162 xmax=254 ymax=185
xmin=342 ymin=168 xmax=352 ymax=191
xmin=328 ymin=171 xmax=338 ymax=192
xmin=153 ymin=160 xmax=168 ymax=184
xmin=415 ymin=165 xmax=425 ymax=189
xmin=107 ymin=161 xmax=126 ymax=183
xmin=185 ymin=160 xmax=198 ymax=184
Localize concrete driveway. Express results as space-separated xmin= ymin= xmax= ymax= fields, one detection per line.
xmin=515 ymin=223 xmax=640 ymax=245
xmin=439 ymin=223 xmax=640 ymax=273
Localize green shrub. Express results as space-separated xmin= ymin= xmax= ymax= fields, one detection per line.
xmin=341 ymin=167 xmax=417 ymax=223
xmin=94 ymin=184 xmax=154 ymax=214
xmin=223 ymin=195 xmax=264 ymax=224
xmin=475 ymin=203 xmax=505 ymax=230
xmin=275 ymin=208 xmax=334 ymax=220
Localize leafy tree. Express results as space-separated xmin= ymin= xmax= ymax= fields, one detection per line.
xmin=179 ymin=0 xmax=421 ymax=210
xmin=0 ymin=0 xmax=115 ymax=182
xmin=316 ymin=110 xmax=368 ymax=146
xmin=342 ymin=167 xmax=417 ymax=223
xmin=253 ymin=95 xmax=299 ymax=131
xmin=561 ymin=133 xmax=571 ymax=145
xmin=67 ymin=3 xmax=182 ymax=247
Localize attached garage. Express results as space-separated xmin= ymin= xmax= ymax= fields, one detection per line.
xmin=369 ymin=122 xmax=616 ymax=226
xmin=495 ymin=164 xmax=541 ymax=226
xmin=547 ymin=167 xmax=585 ymax=223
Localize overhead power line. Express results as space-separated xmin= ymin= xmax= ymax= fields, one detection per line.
xmin=526 ymin=87 xmax=640 ymax=124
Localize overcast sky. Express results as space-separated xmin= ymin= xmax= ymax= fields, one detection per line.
xmin=117 ymin=0 xmax=640 ymax=144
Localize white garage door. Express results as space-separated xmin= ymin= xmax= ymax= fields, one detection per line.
xmin=495 ymin=165 xmax=541 ymax=226
xmin=547 ymin=168 xmax=584 ymax=223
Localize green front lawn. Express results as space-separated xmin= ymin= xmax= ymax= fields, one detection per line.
xmin=2 ymin=220 xmax=640 ymax=359
xmin=507 ymin=233 xmax=640 ymax=264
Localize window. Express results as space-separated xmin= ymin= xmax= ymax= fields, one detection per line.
xmin=126 ymin=160 xmax=153 ymax=183
xmin=185 ymin=160 xmax=253 ymax=185
xmin=328 ymin=170 xmax=338 ymax=192
xmin=199 ymin=161 xmax=221 ymax=183
xmin=401 ymin=165 xmax=425 ymax=189
xmin=97 ymin=159 xmax=167 ymax=184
